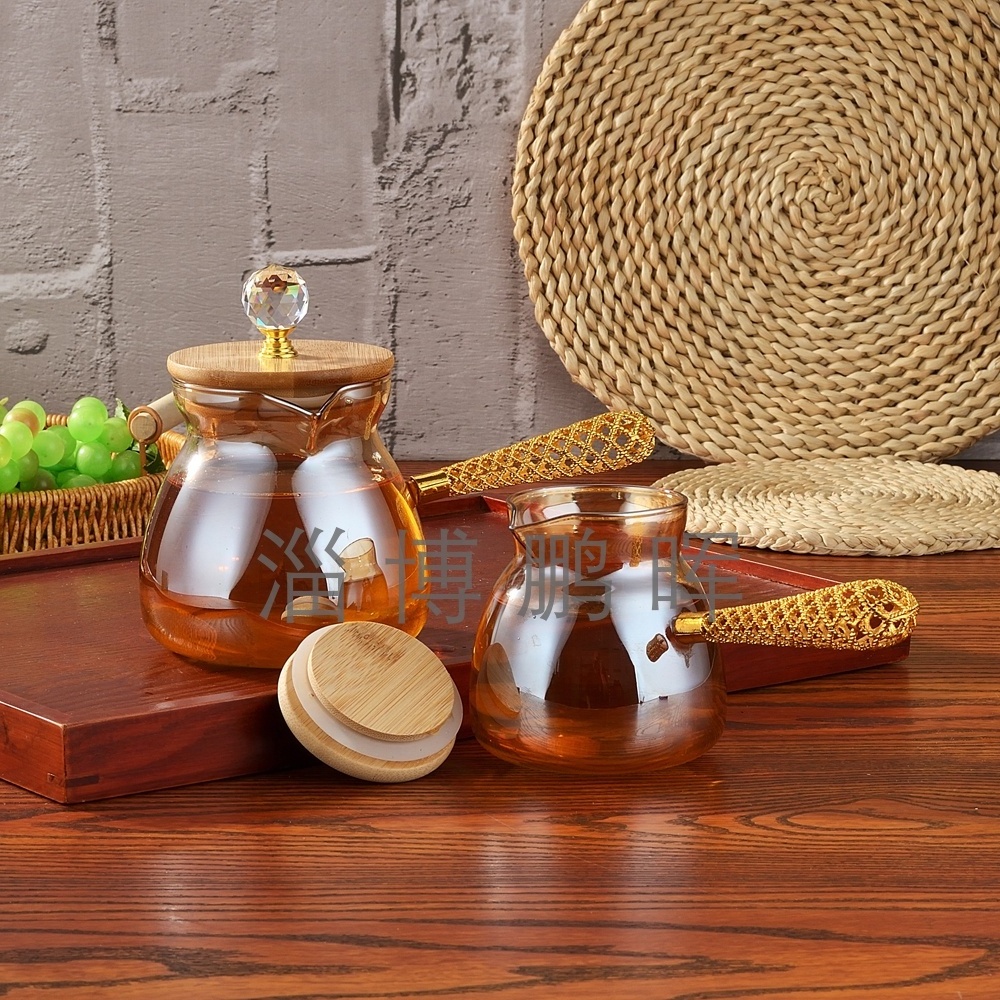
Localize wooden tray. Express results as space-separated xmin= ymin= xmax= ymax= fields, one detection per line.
xmin=0 ymin=494 xmax=909 ymax=803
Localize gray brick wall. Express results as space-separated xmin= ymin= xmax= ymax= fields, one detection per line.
xmin=2 ymin=0 xmax=997 ymax=461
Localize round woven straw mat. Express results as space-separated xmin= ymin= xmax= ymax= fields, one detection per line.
xmin=513 ymin=0 xmax=1000 ymax=463
xmin=655 ymin=458 xmax=1000 ymax=555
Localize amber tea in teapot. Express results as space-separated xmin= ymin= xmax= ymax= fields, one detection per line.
xmin=139 ymin=266 xmax=426 ymax=668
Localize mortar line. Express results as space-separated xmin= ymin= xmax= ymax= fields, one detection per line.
xmin=251 ymin=247 xmax=378 ymax=269
xmin=391 ymin=0 xmax=403 ymax=123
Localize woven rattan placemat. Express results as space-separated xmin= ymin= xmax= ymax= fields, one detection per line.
xmin=513 ymin=0 xmax=1000 ymax=462
xmin=655 ymin=458 xmax=1000 ymax=555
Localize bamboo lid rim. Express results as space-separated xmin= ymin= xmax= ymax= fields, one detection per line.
xmin=166 ymin=339 xmax=394 ymax=393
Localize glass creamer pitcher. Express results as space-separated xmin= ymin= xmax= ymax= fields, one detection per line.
xmin=139 ymin=266 xmax=426 ymax=668
xmin=470 ymin=484 xmax=727 ymax=774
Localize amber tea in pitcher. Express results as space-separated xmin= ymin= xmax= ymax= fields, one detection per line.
xmin=470 ymin=485 xmax=727 ymax=774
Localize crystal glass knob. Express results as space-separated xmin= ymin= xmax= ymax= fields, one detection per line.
xmin=242 ymin=264 xmax=309 ymax=359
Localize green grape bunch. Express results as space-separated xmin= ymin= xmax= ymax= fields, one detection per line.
xmin=0 ymin=395 xmax=160 ymax=495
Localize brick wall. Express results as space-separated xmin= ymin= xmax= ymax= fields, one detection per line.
xmin=2 ymin=0 xmax=997 ymax=461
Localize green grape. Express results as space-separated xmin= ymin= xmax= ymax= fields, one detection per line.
xmin=25 ymin=468 xmax=57 ymax=492
xmin=99 ymin=415 xmax=133 ymax=453
xmin=75 ymin=441 xmax=113 ymax=479
xmin=55 ymin=468 xmax=79 ymax=488
xmin=0 ymin=462 xmax=18 ymax=494
xmin=0 ymin=399 xmax=7 ymax=424
xmin=48 ymin=426 xmax=78 ymax=471
xmin=12 ymin=399 xmax=45 ymax=426
xmin=16 ymin=450 xmax=39 ymax=484
xmin=31 ymin=428 xmax=65 ymax=468
xmin=71 ymin=396 xmax=109 ymax=420
xmin=0 ymin=421 xmax=33 ymax=460
xmin=62 ymin=473 xmax=98 ymax=489
xmin=3 ymin=406 xmax=41 ymax=437
xmin=0 ymin=434 xmax=11 ymax=469
xmin=107 ymin=449 xmax=143 ymax=482
xmin=67 ymin=408 xmax=105 ymax=443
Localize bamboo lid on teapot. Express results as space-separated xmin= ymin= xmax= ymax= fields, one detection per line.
xmin=166 ymin=265 xmax=394 ymax=396
xmin=277 ymin=622 xmax=463 ymax=783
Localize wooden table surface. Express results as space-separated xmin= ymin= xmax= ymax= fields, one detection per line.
xmin=1 ymin=459 xmax=998 ymax=998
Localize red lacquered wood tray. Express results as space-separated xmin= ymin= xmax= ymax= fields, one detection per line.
xmin=0 ymin=493 xmax=909 ymax=803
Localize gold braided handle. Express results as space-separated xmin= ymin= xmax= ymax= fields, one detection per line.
xmin=672 ymin=578 xmax=918 ymax=651
xmin=410 ymin=411 xmax=655 ymax=504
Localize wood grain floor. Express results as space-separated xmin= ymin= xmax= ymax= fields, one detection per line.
xmin=1 ymin=461 xmax=998 ymax=998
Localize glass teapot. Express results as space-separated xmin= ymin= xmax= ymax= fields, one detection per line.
xmin=139 ymin=266 xmax=425 ymax=668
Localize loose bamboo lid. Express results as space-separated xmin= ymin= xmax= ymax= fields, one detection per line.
xmin=166 ymin=264 xmax=394 ymax=395
xmin=277 ymin=622 xmax=463 ymax=783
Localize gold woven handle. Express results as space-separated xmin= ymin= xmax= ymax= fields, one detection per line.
xmin=672 ymin=578 xmax=918 ymax=652
xmin=409 ymin=411 xmax=655 ymax=504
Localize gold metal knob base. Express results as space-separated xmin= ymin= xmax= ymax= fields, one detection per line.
xmin=259 ymin=328 xmax=298 ymax=360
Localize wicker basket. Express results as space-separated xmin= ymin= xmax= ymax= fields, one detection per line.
xmin=0 ymin=421 xmax=184 ymax=555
